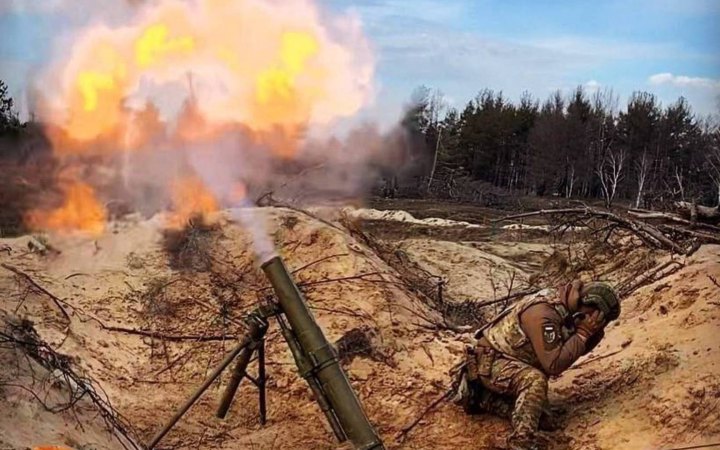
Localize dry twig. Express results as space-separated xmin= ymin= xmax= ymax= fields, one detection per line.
xmin=2 ymin=263 xmax=71 ymax=323
xmin=99 ymin=325 xmax=236 ymax=342
xmin=1 ymin=317 xmax=141 ymax=449
xmin=396 ymin=388 xmax=454 ymax=442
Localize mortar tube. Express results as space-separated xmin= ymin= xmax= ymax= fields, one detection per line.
xmin=261 ymin=256 xmax=384 ymax=450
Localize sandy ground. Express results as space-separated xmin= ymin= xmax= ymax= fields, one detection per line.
xmin=1 ymin=205 xmax=719 ymax=450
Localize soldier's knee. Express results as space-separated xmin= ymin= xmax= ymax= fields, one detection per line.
xmin=517 ymin=369 xmax=548 ymax=392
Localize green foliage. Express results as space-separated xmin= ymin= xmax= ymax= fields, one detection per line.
xmin=0 ymin=80 xmax=21 ymax=135
xmin=403 ymin=83 xmax=718 ymax=206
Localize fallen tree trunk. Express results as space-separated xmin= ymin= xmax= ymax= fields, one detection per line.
xmin=674 ymin=201 xmax=720 ymax=224
xmin=628 ymin=209 xmax=720 ymax=233
xmin=493 ymin=207 xmax=687 ymax=254
xmin=493 ymin=206 xmax=718 ymax=255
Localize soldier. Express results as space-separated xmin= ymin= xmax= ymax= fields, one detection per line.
xmin=453 ymin=281 xmax=621 ymax=450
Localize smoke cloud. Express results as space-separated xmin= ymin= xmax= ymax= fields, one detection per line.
xmin=22 ymin=0 xmax=412 ymax=237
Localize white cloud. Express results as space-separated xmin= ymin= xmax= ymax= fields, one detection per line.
xmin=649 ymin=73 xmax=720 ymax=90
xmin=0 ymin=0 xmax=144 ymax=17
xmin=584 ymin=80 xmax=601 ymax=91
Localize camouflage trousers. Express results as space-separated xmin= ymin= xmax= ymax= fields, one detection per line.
xmin=469 ymin=347 xmax=549 ymax=450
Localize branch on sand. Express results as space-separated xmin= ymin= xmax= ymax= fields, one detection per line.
xmin=2 ymin=265 xmax=235 ymax=344
xmin=708 ymin=275 xmax=720 ymax=290
xmin=628 ymin=209 xmax=720 ymax=233
xmin=616 ymin=260 xmax=684 ymax=297
xmin=291 ymin=253 xmax=350 ymax=275
xmin=2 ymin=263 xmax=71 ymax=323
xmin=673 ymin=201 xmax=720 ymax=224
xmin=475 ymin=287 xmax=542 ymax=308
xmin=567 ymin=348 xmax=625 ymax=371
xmin=396 ymin=387 xmax=455 ymax=442
xmin=255 ymin=191 xmax=346 ymax=233
xmin=1 ymin=316 xmax=142 ymax=450
xmin=99 ymin=325 xmax=236 ymax=342
xmin=493 ymin=206 xmax=716 ymax=255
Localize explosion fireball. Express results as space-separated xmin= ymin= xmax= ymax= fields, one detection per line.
xmin=29 ymin=0 xmax=375 ymax=234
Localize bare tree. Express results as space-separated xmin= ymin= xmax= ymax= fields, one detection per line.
xmin=634 ymin=149 xmax=650 ymax=208
xmin=427 ymin=124 xmax=443 ymax=190
xmin=424 ymin=89 xmax=446 ymax=192
xmin=673 ymin=165 xmax=685 ymax=201
xmin=706 ymin=102 xmax=720 ymax=206
xmin=596 ymin=148 xmax=626 ymax=208
xmin=708 ymin=138 xmax=720 ymax=206
xmin=565 ymin=162 xmax=576 ymax=198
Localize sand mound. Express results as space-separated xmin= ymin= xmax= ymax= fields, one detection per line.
xmin=0 ymin=207 xmax=457 ymax=449
xmin=1 ymin=206 xmax=718 ymax=450
xmin=343 ymin=208 xmax=481 ymax=228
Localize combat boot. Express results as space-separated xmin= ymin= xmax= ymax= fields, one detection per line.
xmin=487 ymin=435 xmax=545 ymax=450
xmin=451 ymin=366 xmax=485 ymax=414
xmin=538 ymin=405 xmax=566 ymax=431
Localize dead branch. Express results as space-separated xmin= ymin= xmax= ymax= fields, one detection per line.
xmin=492 ymin=208 xmax=590 ymax=223
xmin=628 ymin=209 xmax=720 ymax=233
xmin=291 ymin=253 xmax=350 ymax=275
xmin=396 ymin=388 xmax=454 ymax=442
xmin=616 ymin=260 xmax=684 ymax=297
xmin=493 ymin=207 xmax=696 ymax=254
xmin=255 ymin=192 xmax=346 ymax=233
xmin=99 ymin=325 xmax=236 ymax=342
xmin=567 ymin=349 xmax=624 ymax=371
xmin=674 ymin=201 xmax=720 ymax=223
xmin=658 ymin=224 xmax=720 ymax=245
xmin=708 ymin=275 xmax=720 ymax=290
xmin=1 ymin=317 xmax=142 ymax=450
xmin=2 ymin=263 xmax=71 ymax=323
xmin=476 ymin=287 xmax=541 ymax=308
xmin=296 ymin=271 xmax=385 ymax=288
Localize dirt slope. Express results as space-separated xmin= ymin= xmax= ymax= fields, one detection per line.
xmin=1 ymin=206 xmax=718 ymax=450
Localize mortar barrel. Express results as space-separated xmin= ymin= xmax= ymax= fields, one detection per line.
xmin=261 ymin=256 xmax=384 ymax=450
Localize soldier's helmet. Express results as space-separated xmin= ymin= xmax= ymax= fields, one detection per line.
xmin=581 ymin=282 xmax=621 ymax=321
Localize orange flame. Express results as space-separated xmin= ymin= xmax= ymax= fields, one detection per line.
xmin=166 ymin=176 xmax=220 ymax=228
xmin=30 ymin=0 xmax=374 ymax=234
xmin=41 ymin=0 xmax=373 ymax=155
xmin=27 ymin=182 xmax=107 ymax=235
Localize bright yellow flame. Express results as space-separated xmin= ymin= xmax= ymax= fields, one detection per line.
xmin=281 ymin=31 xmax=318 ymax=73
xmin=256 ymin=31 xmax=318 ymax=105
xmin=135 ymin=24 xmax=195 ymax=68
xmin=77 ymin=72 xmax=116 ymax=111
xmin=33 ymin=0 xmax=374 ymax=234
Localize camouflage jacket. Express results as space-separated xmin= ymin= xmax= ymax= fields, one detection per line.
xmin=481 ymin=288 xmax=574 ymax=372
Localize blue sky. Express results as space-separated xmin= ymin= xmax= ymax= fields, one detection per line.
xmin=1 ymin=0 xmax=719 ymax=124
xmin=322 ymin=0 xmax=720 ymax=122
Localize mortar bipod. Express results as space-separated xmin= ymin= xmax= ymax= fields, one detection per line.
xmin=147 ymin=305 xmax=275 ymax=449
xmin=216 ymin=309 xmax=270 ymax=422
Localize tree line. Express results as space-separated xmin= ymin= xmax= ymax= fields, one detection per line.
xmin=2 ymin=78 xmax=720 ymax=210
xmin=403 ymin=85 xmax=720 ymax=208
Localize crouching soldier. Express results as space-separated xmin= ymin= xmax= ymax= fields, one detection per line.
xmin=453 ymin=281 xmax=620 ymax=450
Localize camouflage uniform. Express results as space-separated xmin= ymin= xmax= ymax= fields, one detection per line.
xmin=475 ymin=352 xmax=550 ymax=448
xmin=463 ymin=289 xmax=575 ymax=450
xmin=455 ymin=282 xmax=618 ymax=449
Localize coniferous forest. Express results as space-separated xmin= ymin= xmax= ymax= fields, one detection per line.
xmin=399 ymin=86 xmax=720 ymax=210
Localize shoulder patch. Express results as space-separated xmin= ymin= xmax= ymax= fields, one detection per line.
xmin=542 ymin=324 xmax=558 ymax=345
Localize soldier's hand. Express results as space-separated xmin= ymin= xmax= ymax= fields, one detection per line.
xmin=576 ymin=310 xmax=606 ymax=340
xmin=567 ymin=279 xmax=584 ymax=310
